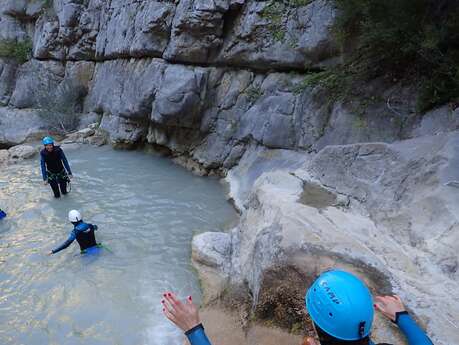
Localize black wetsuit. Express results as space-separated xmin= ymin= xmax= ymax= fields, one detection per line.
xmin=40 ymin=146 xmax=72 ymax=198
xmin=51 ymin=221 xmax=98 ymax=254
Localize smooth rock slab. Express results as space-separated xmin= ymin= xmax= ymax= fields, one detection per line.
xmin=8 ymin=145 xmax=37 ymax=159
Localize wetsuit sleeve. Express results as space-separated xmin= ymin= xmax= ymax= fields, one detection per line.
xmin=396 ymin=312 xmax=433 ymax=345
xmin=89 ymin=224 xmax=98 ymax=231
xmin=59 ymin=149 xmax=72 ymax=175
xmin=52 ymin=229 xmax=76 ymax=254
xmin=185 ymin=324 xmax=212 ymax=345
xmin=40 ymin=152 xmax=47 ymax=181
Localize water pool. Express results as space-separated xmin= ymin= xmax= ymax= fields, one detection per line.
xmin=0 ymin=145 xmax=237 ymax=345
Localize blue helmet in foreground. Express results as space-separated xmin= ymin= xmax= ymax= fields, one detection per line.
xmin=306 ymin=270 xmax=374 ymax=341
xmin=42 ymin=136 xmax=54 ymax=145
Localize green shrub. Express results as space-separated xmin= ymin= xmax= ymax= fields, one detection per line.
xmin=331 ymin=0 xmax=459 ymax=112
xmin=245 ymin=86 xmax=263 ymax=103
xmin=260 ymin=0 xmax=313 ymax=42
xmin=0 ymin=39 xmax=33 ymax=64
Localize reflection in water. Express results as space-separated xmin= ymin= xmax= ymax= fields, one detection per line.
xmin=0 ymin=146 xmax=237 ymax=345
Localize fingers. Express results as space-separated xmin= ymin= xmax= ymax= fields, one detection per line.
xmin=303 ymin=337 xmax=319 ymax=345
xmin=162 ymin=304 xmax=178 ymax=324
xmin=164 ymin=292 xmax=183 ymax=311
xmin=186 ymin=295 xmax=194 ymax=307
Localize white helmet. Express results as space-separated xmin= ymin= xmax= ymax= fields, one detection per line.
xmin=68 ymin=210 xmax=82 ymax=222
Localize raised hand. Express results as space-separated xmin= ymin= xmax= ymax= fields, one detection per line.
xmin=161 ymin=292 xmax=201 ymax=332
xmin=374 ymin=295 xmax=406 ymax=322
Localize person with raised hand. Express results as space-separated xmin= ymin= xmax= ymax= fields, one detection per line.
xmin=304 ymin=270 xmax=433 ymax=345
xmin=162 ymin=270 xmax=433 ymax=345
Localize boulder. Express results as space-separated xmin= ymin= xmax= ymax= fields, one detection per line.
xmin=8 ymin=144 xmax=37 ymax=159
xmin=0 ymin=107 xmax=45 ymax=146
xmin=192 ymin=231 xmax=232 ymax=269
xmin=0 ymin=149 xmax=9 ymax=163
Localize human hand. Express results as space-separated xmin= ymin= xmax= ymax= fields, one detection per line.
xmin=161 ymin=292 xmax=200 ymax=332
xmin=374 ymin=295 xmax=406 ymax=322
xmin=43 ymin=180 xmax=48 ymax=186
xmin=68 ymin=175 xmax=73 ymax=179
xmin=302 ymin=337 xmax=319 ymax=345
xmin=47 ymin=251 xmax=53 ymax=256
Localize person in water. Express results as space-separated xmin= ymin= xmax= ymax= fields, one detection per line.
xmin=40 ymin=136 xmax=73 ymax=198
xmin=0 ymin=208 xmax=6 ymax=219
xmin=161 ymin=270 xmax=433 ymax=345
xmin=48 ymin=210 xmax=99 ymax=255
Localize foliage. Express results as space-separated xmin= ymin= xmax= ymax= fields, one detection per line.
xmin=0 ymin=39 xmax=32 ymax=64
xmin=331 ymin=0 xmax=459 ymax=112
xmin=260 ymin=0 xmax=312 ymax=42
xmin=245 ymin=86 xmax=263 ymax=103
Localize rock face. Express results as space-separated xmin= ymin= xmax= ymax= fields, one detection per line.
xmin=193 ymin=132 xmax=459 ymax=345
xmin=1 ymin=1 xmax=459 ymax=344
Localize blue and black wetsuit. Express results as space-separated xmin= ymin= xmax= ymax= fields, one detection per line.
xmin=183 ymin=312 xmax=433 ymax=345
xmin=185 ymin=324 xmax=212 ymax=345
xmin=369 ymin=311 xmax=433 ymax=345
xmin=40 ymin=146 xmax=72 ymax=198
xmin=52 ymin=221 xmax=98 ymax=254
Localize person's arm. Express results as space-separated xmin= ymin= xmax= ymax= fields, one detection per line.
xmin=59 ymin=149 xmax=72 ymax=175
xmin=162 ymin=292 xmax=212 ymax=345
xmin=395 ymin=312 xmax=433 ymax=345
xmin=51 ymin=229 xmax=76 ymax=254
xmin=375 ymin=295 xmax=433 ymax=345
xmin=40 ymin=152 xmax=47 ymax=181
xmin=89 ymin=224 xmax=98 ymax=231
xmin=185 ymin=324 xmax=212 ymax=345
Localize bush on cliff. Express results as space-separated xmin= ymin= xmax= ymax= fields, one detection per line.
xmin=316 ymin=0 xmax=459 ymax=113
xmin=0 ymin=39 xmax=32 ymax=64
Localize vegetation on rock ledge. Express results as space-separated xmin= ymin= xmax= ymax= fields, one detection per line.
xmin=0 ymin=39 xmax=33 ymax=64
xmin=298 ymin=0 xmax=459 ymax=113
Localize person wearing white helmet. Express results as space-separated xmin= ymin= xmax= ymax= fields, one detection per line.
xmin=48 ymin=210 xmax=99 ymax=255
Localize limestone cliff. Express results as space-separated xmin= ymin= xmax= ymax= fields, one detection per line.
xmin=0 ymin=1 xmax=458 ymax=344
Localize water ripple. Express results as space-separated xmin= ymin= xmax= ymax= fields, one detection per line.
xmin=0 ymin=146 xmax=237 ymax=345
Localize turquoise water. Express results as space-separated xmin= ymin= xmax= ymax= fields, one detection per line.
xmin=0 ymin=145 xmax=237 ymax=345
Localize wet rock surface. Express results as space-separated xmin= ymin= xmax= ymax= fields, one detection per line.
xmin=192 ymin=133 xmax=459 ymax=345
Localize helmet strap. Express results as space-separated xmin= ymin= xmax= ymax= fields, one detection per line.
xmin=358 ymin=321 xmax=366 ymax=338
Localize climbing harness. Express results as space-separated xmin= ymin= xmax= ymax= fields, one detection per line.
xmin=80 ymin=243 xmax=113 ymax=255
xmin=47 ymin=170 xmax=71 ymax=192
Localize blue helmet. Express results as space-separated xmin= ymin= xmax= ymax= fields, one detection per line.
xmin=42 ymin=136 xmax=54 ymax=145
xmin=306 ymin=270 xmax=374 ymax=341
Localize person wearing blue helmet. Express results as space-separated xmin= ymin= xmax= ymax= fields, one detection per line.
xmin=161 ymin=270 xmax=433 ymax=345
xmin=304 ymin=270 xmax=433 ymax=345
xmin=40 ymin=136 xmax=73 ymax=198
